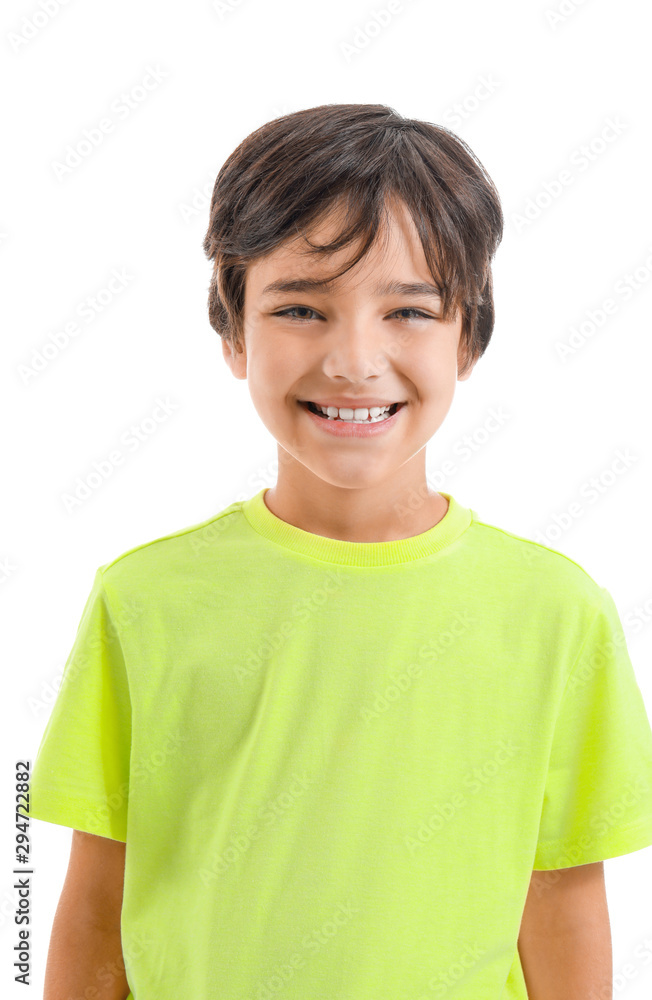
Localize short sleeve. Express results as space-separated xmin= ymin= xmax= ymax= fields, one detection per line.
xmin=533 ymin=586 xmax=652 ymax=869
xmin=29 ymin=567 xmax=131 ymax=842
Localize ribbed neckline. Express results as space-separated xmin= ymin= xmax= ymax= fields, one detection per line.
xmin=241 ymin=488 xmax=473 ymax=567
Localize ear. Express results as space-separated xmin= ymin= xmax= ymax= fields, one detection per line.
xmin=221 ymin=336 xmax=247 ymax=380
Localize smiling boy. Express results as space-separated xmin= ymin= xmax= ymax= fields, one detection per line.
xmin=30 ymin=104 xmax=652 ymax=1000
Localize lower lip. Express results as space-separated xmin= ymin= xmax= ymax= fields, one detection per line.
xmin=300 ymin=402 xmax=405 ymax=437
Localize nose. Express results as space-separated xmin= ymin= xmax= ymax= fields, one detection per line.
xmin=321 ymin=317 xmax=394 ymax=382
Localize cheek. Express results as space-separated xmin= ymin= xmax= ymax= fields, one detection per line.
xmin=247 ymin=354 xmax=291 ymax=416
xmin=407 ymin=351 xmax=449 ymax=386
xmin=412 ymin=359 xmax=459 ymax=412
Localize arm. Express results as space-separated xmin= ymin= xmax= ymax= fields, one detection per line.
xmin=517 ymin=860 xmax=612 ymax=1000
xmin=44 ymin=830 xmax=131 ymax=1000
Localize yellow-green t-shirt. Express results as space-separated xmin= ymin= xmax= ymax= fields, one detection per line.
xmin=30 ymin=489 xmax=652 ymax=999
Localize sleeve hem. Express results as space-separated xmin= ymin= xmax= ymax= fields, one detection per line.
xmin=533 ymin=814 xmax=652 ymax=869
xmin=30 ymin=791 xmax=127 ymax=842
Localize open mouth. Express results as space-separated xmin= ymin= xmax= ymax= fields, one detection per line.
xmin=300 ymin=401 xmax=406 ymax=424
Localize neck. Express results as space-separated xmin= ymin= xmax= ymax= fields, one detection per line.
xmin=263 ymin=453 xmax=448 ymax=543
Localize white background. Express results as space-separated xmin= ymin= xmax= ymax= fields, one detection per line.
xmin=2 ymin=0 xmax=652 ymax=995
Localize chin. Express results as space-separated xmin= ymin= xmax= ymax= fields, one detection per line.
xmin=305 ymin=465 xmax=395 ymax=492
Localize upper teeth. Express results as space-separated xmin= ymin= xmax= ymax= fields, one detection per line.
xmin=315 ymin=404 xmax=393 ymax=421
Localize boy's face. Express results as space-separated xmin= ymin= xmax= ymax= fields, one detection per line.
xmin=223 ymin=196 xmax=477 ymax=496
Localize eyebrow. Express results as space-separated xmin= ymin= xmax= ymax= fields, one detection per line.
xmin=260 ymin=278 xmax=442 ymax=299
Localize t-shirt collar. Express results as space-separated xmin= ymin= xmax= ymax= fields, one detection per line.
xmin=242 ymin=488 xmax=473 ymax=567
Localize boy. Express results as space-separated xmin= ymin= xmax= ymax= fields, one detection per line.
xmin=30 ymin=103 xmax=652 ymax=999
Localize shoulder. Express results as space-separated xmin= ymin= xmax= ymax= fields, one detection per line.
xmin=466 ymin=507 xmax=607 ymax=612
xmin=97 ymin=498 xmax=246 ymax=594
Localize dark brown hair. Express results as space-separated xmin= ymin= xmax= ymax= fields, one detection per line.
xmin=203 ymin=103 xmax=503 ymax=376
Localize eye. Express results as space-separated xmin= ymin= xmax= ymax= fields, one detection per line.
xmin=272 ymin=306 xmax=320 ymax=322
xmin=390 ymin=308 xmax=436 ymax=322
xmin=272 ymin=306 xmax=436 ymax=323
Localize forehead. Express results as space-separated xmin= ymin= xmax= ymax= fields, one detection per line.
xmin=245 ymin=196 xmax=433 ymax=297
